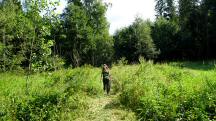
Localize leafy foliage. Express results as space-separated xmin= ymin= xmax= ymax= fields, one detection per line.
xmin=114 ymin=17 xmax=158 ymax=63
xmin=152 ymin=0 xmax=216 ymax=61
xmin=56 ymin=0 xmax=113 ymax=67
xmin=0 ymin=0 xmax=57 ymax=72
xmin=152 ymin=17 xmax=179 ymax=60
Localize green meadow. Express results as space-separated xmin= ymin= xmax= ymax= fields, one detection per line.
xmin=0 ymin=60 xmax=216 ymax=120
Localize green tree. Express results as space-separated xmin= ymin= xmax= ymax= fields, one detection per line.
xmin=201 ymin=0 xmax=216 ymax=58
xmin=178 ymin=0 xmax=207 ymax=59
xmin=0 ymin=0 xmax=56 ymax=71
xmin=155 ymin=0 xmax=176 ymax=20
xmin=21 ymin=0 xmax=56 ymax=71
xmin=155 ymin=0 xmax=165 ymax=17
xmin=58 ymin=0 xmax=113 ymax=67
xmin=114 ymin=17 xmax=158 ymax=62
xmin=152 ymin=17 xmax=179 ymax=60
xmin=0 ymin=0 xmax=24 ymax=71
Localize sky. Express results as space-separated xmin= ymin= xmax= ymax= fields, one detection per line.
xmin=104 ymin=0 xmax=156 ymax=34
xmin=55 ymin=0 xmax=67 ymax=14
xmin=55 ymin=0 xmax=156 ymax=34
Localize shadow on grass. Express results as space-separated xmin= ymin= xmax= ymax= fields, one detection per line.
xmin=169 ymin=61 xmax=216 ymax=71
xmin=104 ymin=98 xmax=122 ymax=110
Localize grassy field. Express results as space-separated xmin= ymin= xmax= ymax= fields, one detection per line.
xmin=0 ymin=60 xmax=216 ymax=120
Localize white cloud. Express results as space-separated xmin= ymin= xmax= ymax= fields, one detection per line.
xmin=105 ymin=0 xmax=156 ymax=34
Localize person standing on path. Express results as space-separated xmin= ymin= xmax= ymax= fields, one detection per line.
xmin=101 ymin=64 xmax=111 ymax=95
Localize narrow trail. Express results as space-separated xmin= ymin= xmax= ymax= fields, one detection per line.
xmin=75 ymin=94 xmax=137 ymax=121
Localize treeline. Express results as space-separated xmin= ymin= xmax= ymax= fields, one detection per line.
xmin=115 ymin=0 xmax=216 ymax=62
xmin=0 ymin=0 xmax=113 ymax=71
xmin=152 ymin=0 xmax=216 ymax=61
xmin=0 ymin=0 xmax=216 ymax=71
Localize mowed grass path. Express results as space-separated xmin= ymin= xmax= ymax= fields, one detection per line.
xmin=75 ymin=94 xmax=136 ymax=121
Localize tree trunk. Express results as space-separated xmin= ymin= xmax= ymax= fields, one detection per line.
xmin=25 ymin=25 xmax=35 ymax=95
xmin=53 ymin=35 xmax=56 ymax=71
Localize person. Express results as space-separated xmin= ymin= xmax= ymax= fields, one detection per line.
xmin=101 ymin=64 xmax=111 ymax=95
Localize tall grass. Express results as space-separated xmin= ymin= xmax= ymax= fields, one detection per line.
xmin=114 ymin=59 xmax=216 ymax=120
xmin=0 ymin=65 xmax=103 ymax=120
xmin=0 ymin=61 xmax=216 ymax=120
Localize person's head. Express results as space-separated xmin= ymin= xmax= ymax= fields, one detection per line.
xmin=103 ymin=64 xmax=108 ymax=71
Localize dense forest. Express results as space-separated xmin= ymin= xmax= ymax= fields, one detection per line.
xmin=0 ymin=0 xmax=216 ymax=71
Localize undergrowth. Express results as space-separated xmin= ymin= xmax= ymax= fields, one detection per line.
xmin=0 ymin=61 xmax=216 ymax=120
xmin=0 ymin=65 xmax=102 ymax=121
xmin=115 ymin=59 xmax=216 ymax=121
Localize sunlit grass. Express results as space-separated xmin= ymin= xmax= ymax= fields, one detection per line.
xmin=115 ymin=60 xmax=216 ymax=120
xmin=0 ymin=61 xmax=215 ymax=120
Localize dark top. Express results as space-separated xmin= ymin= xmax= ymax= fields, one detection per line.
xmin=102 ymin=71 xmax=109 ymax=79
